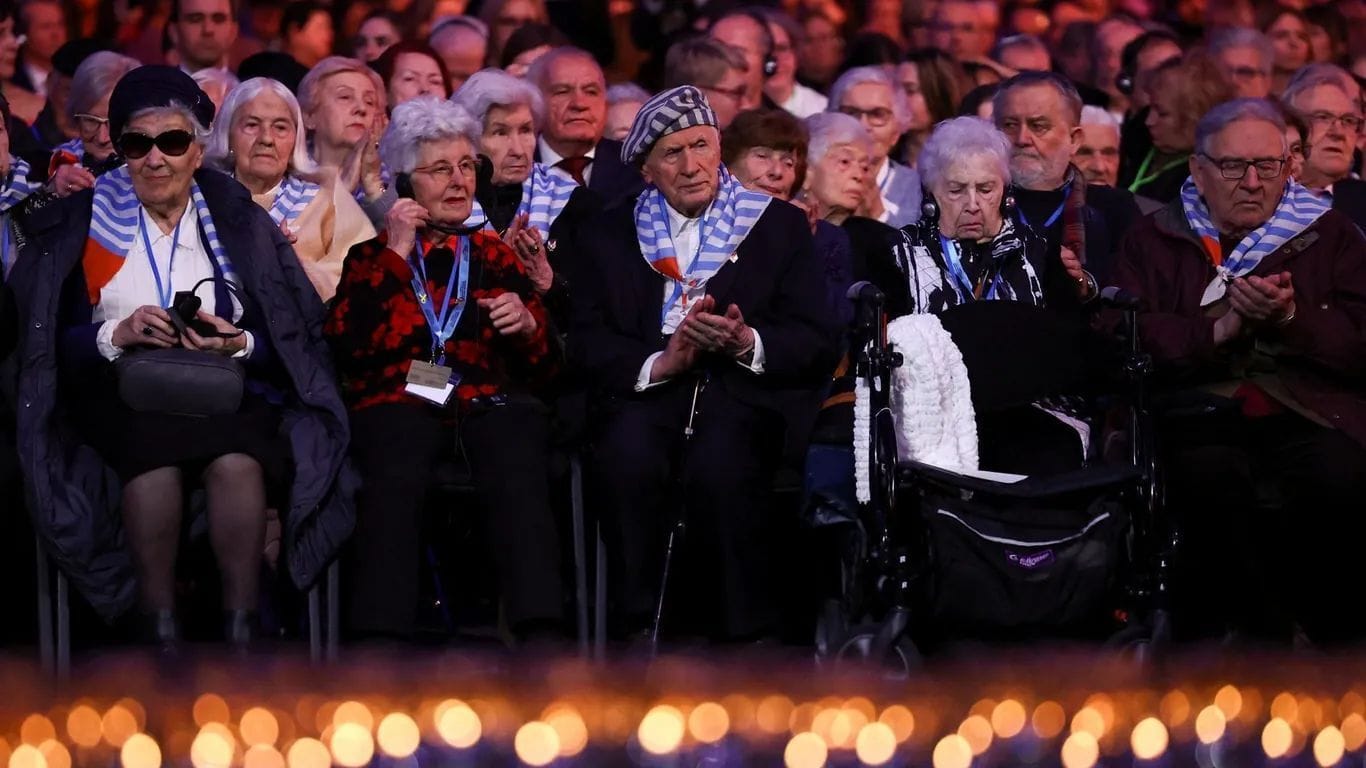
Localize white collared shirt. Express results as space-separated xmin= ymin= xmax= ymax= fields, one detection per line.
xmin=539 ymin=137 xmax=597 ymax=186
xmin=780 ymin=83 xmax=829 ymax=119
xmin=634 ymin=200 xmax=765 ymax=391
xmin=94 ymin=200 xmax=253 ymax=360
xmin=22 ymin=61 xmax=49 ymax=97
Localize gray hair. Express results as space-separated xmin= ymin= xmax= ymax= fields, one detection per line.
xmin=804 ymin=111 xmax=872 ymax=165
xmin=525 ymin=46 xmax=603 ymax=93
xmin=607 ymin=82 xmax=651 ymax=107
xmin=1282 ymin=63 xmax=1360 ymax=109
xmin=379 ymin=97 xmax=480 ymax=174
xmin=1208 ymin=27 xmax=1274 ymax=74
xmin=298 ymin=55 xmax=387 ymax=117
xmin=993 ymin=70 xmax=1084 ymax=126
xmin=918 ymin=116 xmax=1012 ymax=189
xmin=453 ymin=68 xmax=546 ymax=129
xmin=126 ymin=102 xmax=210 ymax=141
xmin=205 ymin=77 xmax=317 ymax=175
xmin=993 ymin=33 xmax=1049 ymax=60
xmin=827 ymin=66 xmax=911 ymax=134
xmin=1080 ymin=104 xmax=1120 ymax=129
xmin=191 ymin=67 xmax=240 ymax=96
xmin=68 ymin=51 xmax=140 ymax=120
xmin=1195 ymin=97 xmax=1286 ymax=156
xmin=429 ymin=14 xmax=488 ymax=43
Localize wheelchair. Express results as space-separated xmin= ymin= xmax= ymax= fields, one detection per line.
xmin=808 ymin=284 xmax=1175 ymax=675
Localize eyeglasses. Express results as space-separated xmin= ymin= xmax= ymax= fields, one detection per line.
xmin=839 ymin=105 xmax=894 ymax=127
xmin=117 ymin=129 xmax=196 ymax=159
xmin=1305 ymin=111 xmax=1364 ymax=133
xmin=1199 ymin=153 xmax=1286 ymax=181
xmin=412 ymin=159 xmax=478 ymax=182
xmin=75 ymin=113 xmax=109 ymax=135
xmin=1227 ymin=65 xmax=1269 ymax=81
xmin=703 ymin=84 xmax=747 ymax=104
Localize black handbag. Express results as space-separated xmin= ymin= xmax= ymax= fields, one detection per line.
xmin=115 ymin=277 xmax=250 ymax=418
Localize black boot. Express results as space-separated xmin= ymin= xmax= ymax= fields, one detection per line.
xmin=142 ymin=609 xmax=180 ymax=658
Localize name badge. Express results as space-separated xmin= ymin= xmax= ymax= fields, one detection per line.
xmin=405 ymin=360 xmax=456 ymax=405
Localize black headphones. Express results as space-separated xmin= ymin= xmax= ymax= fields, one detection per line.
xmin=919 ymin=189 xmax=1017 ymax=226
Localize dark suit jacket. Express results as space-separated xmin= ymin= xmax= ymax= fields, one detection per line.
xmin=569 ymin=196 xmax=839 ymax=411
xmin=1331 ymin=178 xmax=1366 ymax=232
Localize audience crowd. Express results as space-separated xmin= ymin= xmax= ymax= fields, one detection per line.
xmin=0 ymin=0 xmax=1364 ymax=652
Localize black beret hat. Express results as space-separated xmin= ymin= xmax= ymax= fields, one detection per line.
xmin=236 ymin=52 xmax=309 ymax=95
xmin=108 ymin=65 xmax=217 ymax=140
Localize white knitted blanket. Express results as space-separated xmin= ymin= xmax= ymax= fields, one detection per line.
xmin=854 ymin=314 xmax=978 ymax=502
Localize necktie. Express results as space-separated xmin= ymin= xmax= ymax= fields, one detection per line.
xmin=556 ymin=156 xmax=591 ymax=186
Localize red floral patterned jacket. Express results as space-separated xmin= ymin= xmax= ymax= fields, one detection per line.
xmin=324 ymin=230 xmax=559 ymax=411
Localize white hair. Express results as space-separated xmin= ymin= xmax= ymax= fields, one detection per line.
xmin=1080 ymin=105 xmax=1120 ymax=129
xmin=918 ymin=116 xmax=1011 ymax=189
xmin=379 ymin=97 xmax=480 ymax=174
xmin=205 ymin=77 xmax=317 ymax=175
xmin=607 ymin=82 xmax=651 ymax=107
xmin=452 ymin=68 xmax=546 ymax=129
xmin=1282 ymin=63 xmax=1360 ymax=110
xmin=804 ymin=111 xmax=872 ymax=165
xmin=191 ymin=67 xmax=240 ymax=95
xmin=826 ymin=65 xmax=911 ymax=134
xmin=429 ymin=14 xmax=488 ymax=43
xmin=1195 ymin=97 xmax=1286 ymax=156
xmin=68 ymin=51 xmax=140 ymax=120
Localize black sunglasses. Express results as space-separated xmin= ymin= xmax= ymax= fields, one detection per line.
xmin=117 ymin=129 xmax=196 ymax=160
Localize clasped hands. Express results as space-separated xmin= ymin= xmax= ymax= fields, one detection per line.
xmin=112 ymin=305 xmax=247 ymax=356
xmin=651 ymin=296 xmax=755 ymax=381
xmin=1214 ymin=271 xmax=1296 ymax=344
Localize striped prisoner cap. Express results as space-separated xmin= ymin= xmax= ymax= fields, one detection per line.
xmin=620 ymin=85 xmax=719 ymax=167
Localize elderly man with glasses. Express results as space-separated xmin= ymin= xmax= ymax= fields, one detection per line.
xmin=1280 ymin=65 xmax=1366 ymax=228
xmin=1115 ymin=98 xmax=1366 ymax=646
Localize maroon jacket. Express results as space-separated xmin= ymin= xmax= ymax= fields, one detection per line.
xmin=1114 ymin=199 xmax=1366 ymax=447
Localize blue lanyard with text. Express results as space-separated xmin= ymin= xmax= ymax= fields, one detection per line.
xmin=940 ymin=234 xmax=999 ymax=300
xmin=1018 ymin=184 xmax=1071 ymax=231
xmin=139 ymin=211 xmax=184 ymax=309
xmin=411 ymin=236 xmax=470 ymax=365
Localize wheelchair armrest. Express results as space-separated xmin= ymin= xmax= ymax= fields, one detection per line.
xmin=897 ymin=460 xmax=1142 ymax=500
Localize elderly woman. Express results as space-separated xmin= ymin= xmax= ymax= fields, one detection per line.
xmin=1127 ymin=52 xmax=1235 ymax=205
xmin=206 ymin=77 xmax=376 ymax=301
xmin=48 ymin=51 xmax=139 ymax=184
xmin=826 ymin=65 xmax=922 ymax=229
xmin=452 ymin=68 xmax=599 ymax=327
xmin=11 ymin=67 xmax=352 ymax=646
xmin=371 ymin=41 xmax=452 ymax=107
xmin=324 ymin=97 xmax=563 ymax=641
xmin=298 ymin=56 xmax=389 ymax=210
xmin=605 ymin=82 xmax=650 ymax=142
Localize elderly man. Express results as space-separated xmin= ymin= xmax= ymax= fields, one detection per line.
xmin=663 ymin=37 xmax=750 ymax=130
xmin=527 ymin=46 xmax=643 ymax=206
xmin=707 ymin=9 xmax=773 ymax=113
xmin=1210 ymin=27 xmax=1274 ymax=99
xmin=1115 ymin=98 xmax=1366 ymax=644
xmin=1077 ymin=105 xmax=1122 ymax=187
xmin=168 ymin=0 xmax=239 ymax=74
xmin=1281 ymin=66 xmax=1366 ymax=227
xmin=570 ymin=86 xmax=835 ymax=641
xmin=827 ymin=66 xmax=921 ymax=229
xmin=428 ymin=16 xmax=488 ymax=91
xmin=993 ymin=34 xmax=1052 ymax=73
xmin=929 ymin=0 xmax=999 ymax=61
xmin=994 ymin=72 xmax=1140 ymax=288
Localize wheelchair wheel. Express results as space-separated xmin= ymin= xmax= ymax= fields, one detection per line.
xmin=832 ymin=622 xmax=923 ymax=678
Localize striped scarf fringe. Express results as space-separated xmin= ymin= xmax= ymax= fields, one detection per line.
xmin=1180 ymin=177 xmax=1330 ymax=279
xmin=268 ymin=174 xmax=321 ymax=227
xmin=1 ymin=157 xmax=37 ymax=213
xmin=83 ymin=166 xmax=238 ymax=304
xmin=634 ymin=166 xmax=772 ymax=327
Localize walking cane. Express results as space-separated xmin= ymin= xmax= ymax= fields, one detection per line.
xmin=650 ymin=374 xmax=708 ymax=657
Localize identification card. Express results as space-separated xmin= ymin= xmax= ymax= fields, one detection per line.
xmin=405 ymin=360 xmax=455 ymax=406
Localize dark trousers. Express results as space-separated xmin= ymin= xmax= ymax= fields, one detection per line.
xmin=590 ymin=381 xmax=781 ymax=639
xmin=1165 ymin=410 xmax=1366 ymax=643
xmin=346 ymin=400 xmax=564 ymax=638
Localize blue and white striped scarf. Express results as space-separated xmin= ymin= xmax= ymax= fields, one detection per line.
xmin=55 ymin=137 xmax=84 ymax=158
xmin=465 ymin=163 xmax=577 ymax=238
xmin=268 ymin=174 xmax=321 ymax=227
xmin=89 ymin=165 xmax=239 ymax=286
xmin=1 ymin=157 xmax=37 ymax=276
xmin=1181 ymin=177 xmax=1330 ymax=305
xmin=634 ymin=166 xmax=772 ymax=329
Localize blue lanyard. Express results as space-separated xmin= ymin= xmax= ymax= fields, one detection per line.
xmin=411 ymin=236 xmax=470 ymax=365
xmin=1018 ymin=185 xmax=1071 ymax=231
xmin=939 ymin=234 xmax=999 ymax=300
xmin=0 ymin=217 xmax=11 ymax=277
xmin=139 ymin=210 xmax=184 ymax=309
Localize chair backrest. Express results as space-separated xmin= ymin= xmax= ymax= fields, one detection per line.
xmin=934 ymin=302 xmax=1093 ymax=413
